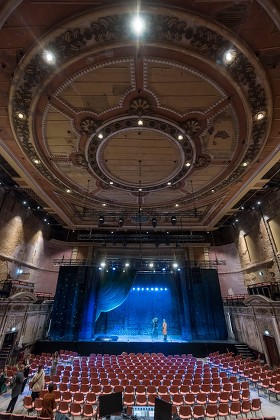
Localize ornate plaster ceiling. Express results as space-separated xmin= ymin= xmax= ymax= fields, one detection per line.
xmin=0 ymin=0 xmax=280 ymax=231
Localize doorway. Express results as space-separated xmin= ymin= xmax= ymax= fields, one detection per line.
xmin=263 ymin=334 xmax=280 ymax=367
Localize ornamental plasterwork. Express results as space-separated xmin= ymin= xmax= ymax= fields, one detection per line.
xmin=9 ymin=9 xmax=270 ymax=198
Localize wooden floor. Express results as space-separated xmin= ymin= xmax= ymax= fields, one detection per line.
xmin=0 ymin=381 xmax=280 ymax=419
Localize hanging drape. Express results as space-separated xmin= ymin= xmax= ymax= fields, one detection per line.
xmin=94 ymin=268 xmax=136 ymax=321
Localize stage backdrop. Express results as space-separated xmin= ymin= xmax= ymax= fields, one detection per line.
xmin=49 ymin=266 xmax=227 ymax=341
xmin=94 ymin=272 xmax=182 ymax=338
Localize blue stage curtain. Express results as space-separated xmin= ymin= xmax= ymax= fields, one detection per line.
xmin=49 ymin=266 xmax=83 ymax=340
xmin=184 ymin=267 xmax=228 ymax=340
xmin=95 ymin=268 xmax=136 ymax=321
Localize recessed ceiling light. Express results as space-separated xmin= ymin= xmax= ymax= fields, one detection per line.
xmin=185 ymin=162 xmax=191 ymax=167
xmin=177 ymin=134 xmax=183 ymax=140
xmin=224 ymin=49 xmax=236 ymax=63
xmin=254 ymin=111 xmax=266 ymax=121
xmin=17 ymin=112 xmax=25 ymax=119
xmin=131 ymin=15 xmax=146 ymax=36
xmin=43 ymin=50 xmax=56 ymax=64
xmin=137 ymin=119 xmax=144 ymax=126
xmin=98 ymin=133 xmax=104 ymax=139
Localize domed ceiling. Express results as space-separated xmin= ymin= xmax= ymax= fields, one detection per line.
xmin=0 ymin=0 xmax=279 ymax=232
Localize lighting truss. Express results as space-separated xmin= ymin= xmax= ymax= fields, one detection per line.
xmin=77 ymin=232 xmax=205 ymax=243
xmin=53 ymin=257 xmax=226 ymax=270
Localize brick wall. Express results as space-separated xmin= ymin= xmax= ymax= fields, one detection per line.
xmin=0 ymin=190 xmax=71 ymax=295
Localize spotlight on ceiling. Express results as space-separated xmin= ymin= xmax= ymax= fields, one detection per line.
xmin=224 ymin=49 xmax=236 ymax=63
xmin=118 ymin=217 xmax=124 ymax=227
xmin=99 ymin=215 xmax=105 ymax=226
xmin=43 ymin=50 xmax=56 ymax=64
xmin=171 ymin=215 xmax=177 ymax=225
xmin=152 ymin=217 xmax=157 ymax=228
xmin=131 ymin=15 xmax=146 ymax=36
xmin=254 ymin=111 xmax=266 ymax=121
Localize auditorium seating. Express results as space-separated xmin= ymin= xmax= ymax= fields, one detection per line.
xmin=4 ymin=350 xmax=280 ymax=419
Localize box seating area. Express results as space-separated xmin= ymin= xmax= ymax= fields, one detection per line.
xmin=1 ymin=350 xmax=280 ymax=419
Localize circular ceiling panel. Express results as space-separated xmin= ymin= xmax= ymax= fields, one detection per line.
xmin=98 ymin=129 xmax=183 ymax=187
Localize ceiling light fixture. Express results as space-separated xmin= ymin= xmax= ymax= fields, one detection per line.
xmin=224 ymin=49 xmax=236 ymax=63
xmin=131 ymin=15 xmax=145 ymax=36
xmin=137 ymin=119 xmax=144 ymax=126
xmin=98 ymin=133 xmax=104 ymax=139
xmin=43 ymin=50 xmax=56 ymax=64
xmin=66 ymin=189 xmax=71 ymax=193
xmin=177 ymin=134 xmax=184 ymax=140
xmin=185 ymin=162 xmax=191 ymax=167
xmin=118 ymin=217 xmax=124 ymax=227
xmin=242 ymin=162 xmax=248 ymax=167
xmin=152 ymin=217 xmax=157 ymax=228
xmin=171 ymin=215 xmax=177 ymax=225
xmin=99 ymin=215 xmax=105 ymax=226
xmin=17 ymin=112 xmax=25 ymax=119
xmin=254 ymin=111 xmax=266 ymax=121
xmin=33 ymin=159 xmax=40 ymax=164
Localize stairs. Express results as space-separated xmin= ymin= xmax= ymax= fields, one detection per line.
xmin=0 ymin=344 xmax=12 ymax=369
xmin=235 ymin=342 xmax=255 ymax=360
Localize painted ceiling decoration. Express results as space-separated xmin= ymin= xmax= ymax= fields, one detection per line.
xmin=0 ymin=1 xmax=278 ymax=231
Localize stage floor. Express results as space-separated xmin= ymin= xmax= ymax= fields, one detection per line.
xmin=94 ymin=334 xmax=183 ymax=342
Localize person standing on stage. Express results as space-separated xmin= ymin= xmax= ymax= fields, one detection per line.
xmin=152 ymin=317 xmax=158 ymax=338
xmin=162 ymin=319 xmax=167 ymax=341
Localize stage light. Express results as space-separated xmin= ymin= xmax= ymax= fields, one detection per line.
xmin=141 ymin=288 xmax=144 ymax=291
xmin=160 ymin=288 xmax=163 ymax=291
xmin=155 ymin=287 xmax=158 ymax=291
xmin=137 ymin=287 xmax=140 ymax=291
xmin=173 ymin=262 xmax=178 ymax=268
xmin=149 ymin=263 xmax=154 ymax=268
xmin=152 ymin=217 xmax=157 ymax=228
xmin=178 ymin=268 xmax=181 ymax=271
xmin=146 ymin=288 xmax=149 ymax=291
xmin=112 ymin=267 xmax=116 ymax=271
xmin=132 ymin=288 xmax=135 ymax=291
xmin=162 ymin=268 xmax=166 ymax=271
xmin=164 ymin=288 xmax=168 ymax=291
xmin=125 ymin=262 xmax=130 ymax=267
xmin=171 ymin=215 xmax=177 ymax=225
xmin=100 ymin=261 xmax=106 ymax=267
xmin=151 ymin=287 xmax=154 ymax=291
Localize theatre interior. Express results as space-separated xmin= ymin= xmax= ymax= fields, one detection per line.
xmin=0 ymin=0 xmax=280 ymax=418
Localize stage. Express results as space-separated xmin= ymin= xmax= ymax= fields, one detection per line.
xmin=34 ymin=338 xmax=238 ymax=357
